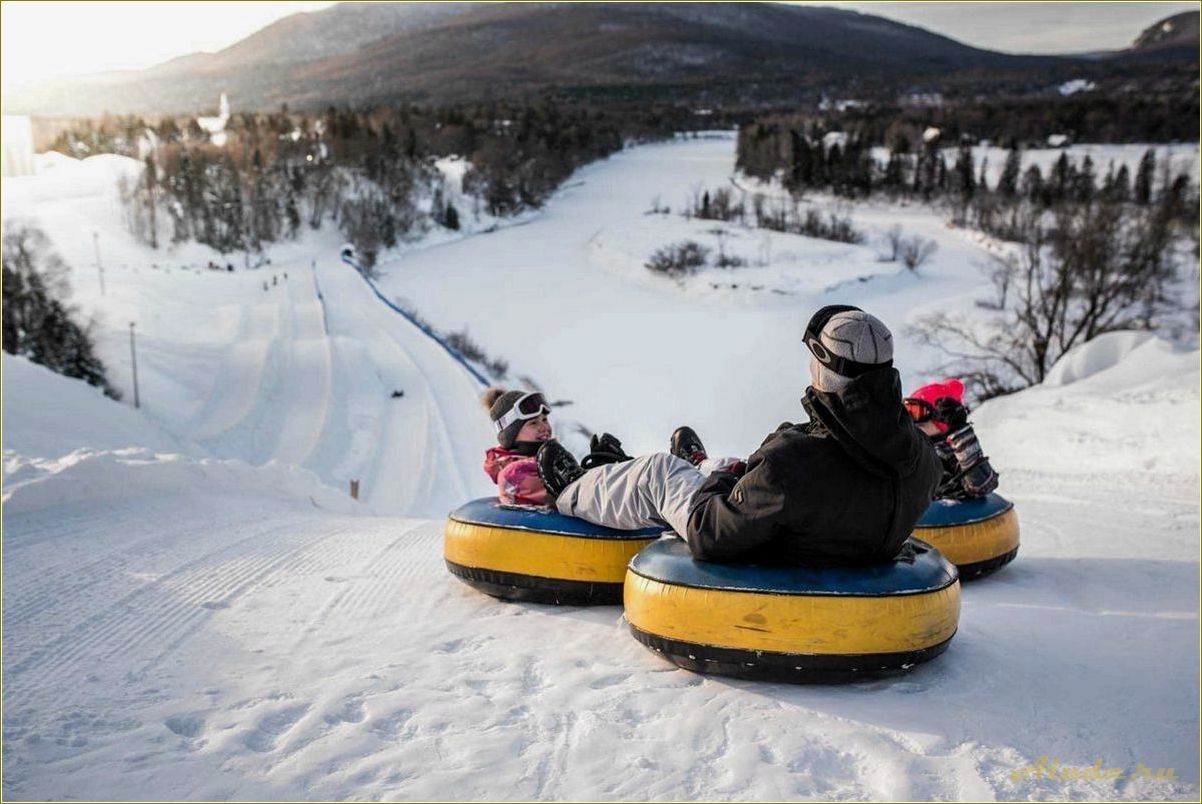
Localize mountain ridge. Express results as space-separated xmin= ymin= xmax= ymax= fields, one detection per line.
xmin=2 ymin=2 xmax=1192 ymax=116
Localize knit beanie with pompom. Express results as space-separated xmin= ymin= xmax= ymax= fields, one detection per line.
xmin=483 ymin=387 xmax=530 ymax=449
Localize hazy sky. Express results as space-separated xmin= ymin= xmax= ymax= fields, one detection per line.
xmin=1 ymin=1 xmax=1198 ymax=93
xmin=817 ymin=2 xmax=1199 ymax=54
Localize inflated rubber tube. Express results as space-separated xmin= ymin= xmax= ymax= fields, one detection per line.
xmin=912 ymin=493 xmax=1019 ymax=580
xmin=624 ymin=538 xmax=960 ymax=683
xmin=445 ymin=498 xmax=663 ymax=605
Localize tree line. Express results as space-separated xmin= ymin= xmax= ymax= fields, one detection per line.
xmin=2 ymin=222 xmax=117 ymax=398
xmin=51 ymin=101 xmax=701 ymax=268
xmin=738 ymin=118 xmax=1196 ymax=213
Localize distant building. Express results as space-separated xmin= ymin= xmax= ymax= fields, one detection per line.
xmin=197 ymin=93 xmax=231 ymax=147
xmin=822 ymin=131 xmax=849 ymax=153
xmin=818 ymin=97 xmax=866 ymax=112
xmin=900 ymin=92 xmax=944 ymax=109
xmin=1058 ymin=79 xmax=1097 ymax=96
xmin=2 ymin=115 xmax=35 ymax=177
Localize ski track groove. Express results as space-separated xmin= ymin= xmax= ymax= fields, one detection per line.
xmin=343 ymin=521 xmax=438 ymax=617
xmin=375 ymin=321 xmax=473 ymax=506
xmin=3 ymin=517 xmax=357 ymax=699
xmin=324 ymin=261 xmax=478 ymax=511
xmin=1 ymin=510 xmax=225 ymax=625
xmin=320 ymin=521 xmax=426 ymax=623
xmin=185 ymin=303 xmax=278 ymax=443
xmin=6 ymin=528 xmax=297 ymax=693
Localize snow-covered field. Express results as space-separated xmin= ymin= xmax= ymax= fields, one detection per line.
xmin=2 ymin=135 xmax=1199 ymax=801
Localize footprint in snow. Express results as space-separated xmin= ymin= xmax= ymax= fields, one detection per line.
xmin=243 ymin=704 xmax=311 ymax=753
xmin=323 ymin=698 xmax=367 ymax=725
xmin=165 ymin=714 xmax=205 ymax=739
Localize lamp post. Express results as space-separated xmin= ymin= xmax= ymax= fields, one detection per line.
xmin=129 ymin=322 xmax=140 ymax=409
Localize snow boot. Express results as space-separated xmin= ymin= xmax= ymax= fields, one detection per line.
xmin=670 ymin=426 xmax=707 ymax=467
xmin=536 ymin=439 xmax=585 ymax=499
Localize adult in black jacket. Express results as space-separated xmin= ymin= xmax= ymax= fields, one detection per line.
xmin=539 ymin=305 xmax=943 ymax=566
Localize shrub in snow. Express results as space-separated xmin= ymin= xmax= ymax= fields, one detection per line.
xmin=646 ymin=241 xmax=710 ymax=278
xmin=442 ymin=328 xmax=508 ymax=380
xmin=900 ymin=235 xmax=937 ymax=270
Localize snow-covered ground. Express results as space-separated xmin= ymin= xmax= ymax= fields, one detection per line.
xmin=2 ymin=135 xmax=1199 ymax=801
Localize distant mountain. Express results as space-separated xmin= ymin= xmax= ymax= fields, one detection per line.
xmin=0 ymin=1 xmax=1156 ymax=117
xmin=1132 ymin=10 xmax=1199 ymax=52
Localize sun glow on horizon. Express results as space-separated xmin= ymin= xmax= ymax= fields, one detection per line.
xmin=0 ymin=1 xmax=336 ymax=94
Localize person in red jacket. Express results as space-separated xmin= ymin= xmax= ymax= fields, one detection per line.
xmin=903 ymin=378 xmax=999 ymax=500
xmin=482 ymin=387 xmax=555 ymax=507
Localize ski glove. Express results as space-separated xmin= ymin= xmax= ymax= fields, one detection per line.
xmin=935 ymin=398 xmax=969 ymax=431
xmin=942 ymin=425 xmax=999 ymax=499
xmin=581 ymin=432 xmax=634 ymax=470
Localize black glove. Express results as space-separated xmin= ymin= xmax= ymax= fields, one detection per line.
xmin=935 ymin=398 xmax=969 ymax=432
xmin=945 ymin=424 xmax=999 ymax=499
xmin=581 ymin=433 xmax=634 ymax=470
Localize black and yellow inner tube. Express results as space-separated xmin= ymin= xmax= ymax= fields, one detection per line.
xmin=624 ymin=538 xmax=961 ymax=683
xmin=445 ymin=498 xmax=662 ymax=605
xmin=912 ymin=493 xmax=1019 ymax=579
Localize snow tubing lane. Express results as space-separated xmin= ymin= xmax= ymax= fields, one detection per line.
xmin=445 ymin=498 xmax=663 ymax=605
xmin=912 ymin=493 xmax=1019 ymax=579
xmin=624 ymin=538 xmax=961 ymax=683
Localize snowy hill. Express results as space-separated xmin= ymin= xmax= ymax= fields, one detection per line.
xmin=2 ymin=135 xmax=1199 ymax=800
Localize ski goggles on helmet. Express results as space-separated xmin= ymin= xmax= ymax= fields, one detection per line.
xmin=903 ymin=397 xmax=939 ymax=424
xmin=495 ymin=392 xmax=550 ymax=433
xmin=803 ymin=304 xmax=892 ymax=379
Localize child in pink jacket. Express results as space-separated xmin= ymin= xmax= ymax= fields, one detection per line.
xmin=482 ymin=387 xmax=554 ymax=507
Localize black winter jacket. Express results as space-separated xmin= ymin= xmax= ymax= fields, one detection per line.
xmin=684 ymin=368 xmax=942 ymax=566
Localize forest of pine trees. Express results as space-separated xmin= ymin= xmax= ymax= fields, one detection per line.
xmin=2 ymin=222 xmax=118 ymax=398
xmin=737 ymin=117 xmax=1197 ymax=222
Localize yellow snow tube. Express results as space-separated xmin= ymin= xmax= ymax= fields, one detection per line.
xmin=912 ymin=494 xmax=1019 ymax=579
xmin=445 ymin=498 xmax=662 ymax=605
xmin=624 ymin=538 xmax=961 ymax=683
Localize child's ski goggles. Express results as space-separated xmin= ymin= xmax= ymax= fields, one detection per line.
xmin=903 ymin=397 xmax=939 ymax=423
xmin=495 ymin=392 xmax=551 ymax=433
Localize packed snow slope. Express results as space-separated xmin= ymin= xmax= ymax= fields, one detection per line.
xmin=3 ymin=135 xmax=1199 ymax=801
xmin=2 ymin=151 xmax=496 ymax=517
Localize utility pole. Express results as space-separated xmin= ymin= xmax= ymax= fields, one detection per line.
xmin=93 ymin=231 xmax=106 ymax=295
xmin=129 ymin=322 xmax=140 ymax=409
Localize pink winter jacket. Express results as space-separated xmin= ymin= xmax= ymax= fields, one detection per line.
xmin=483 ymin=446 xmax=552 ymax=507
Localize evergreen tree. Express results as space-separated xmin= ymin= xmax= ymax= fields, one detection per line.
xmin=1072 ymin=155 xmax=1096 ymax=204
xmin=953 ymin=142 xmax=976 ymax=199
xmin=997 ymin=147 xmax=1022 ymax=198
xmin=1021 ymin=165 xmax=1044 ymax=204
xmin=144 ymin=154 xmax=159 ymax=249
xmin=2 ymin=223 xmax=118 ymax=398
xmin=1113 ymin=164 xmax=1132 ymax=203
xmin=1134 ymin=149 xmax=1156 ymax=205
xmin=1051 ymin=153 xmax=1071 ymax=203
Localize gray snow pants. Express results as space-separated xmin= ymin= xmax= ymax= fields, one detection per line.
xmin=555 ymin=453 xmax=732 ymax=536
